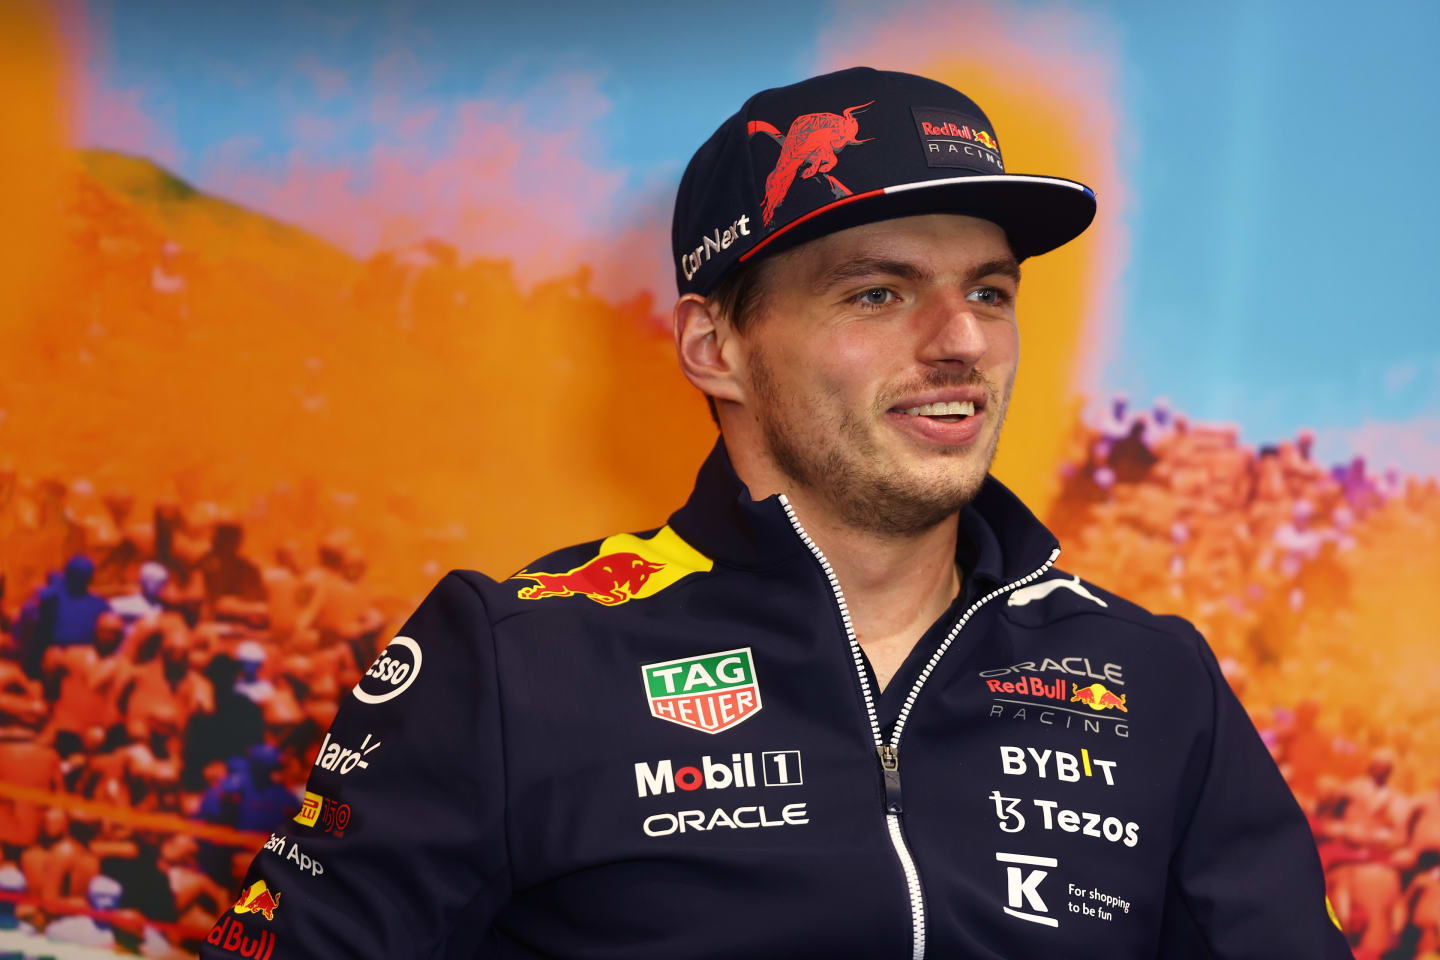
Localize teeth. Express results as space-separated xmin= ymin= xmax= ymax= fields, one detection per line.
xmin=902 ymin=401 xmax=976 ymax=417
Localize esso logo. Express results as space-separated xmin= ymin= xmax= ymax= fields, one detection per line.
xmin=353 ymin=636 xmax=422 ymax=704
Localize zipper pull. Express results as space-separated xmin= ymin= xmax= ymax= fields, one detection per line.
xmin=877 ymin=744 xmax=903 ymax=815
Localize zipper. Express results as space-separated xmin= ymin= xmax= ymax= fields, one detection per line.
xmin=780 ymin=494 xmax=1059 ymax=960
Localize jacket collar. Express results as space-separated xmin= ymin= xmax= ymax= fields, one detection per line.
xmin=667 ymin=438 xmax=1060 ymax=584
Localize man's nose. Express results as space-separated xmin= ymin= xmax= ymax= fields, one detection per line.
xmin=916 ymin=292 xmax=988 ymax=368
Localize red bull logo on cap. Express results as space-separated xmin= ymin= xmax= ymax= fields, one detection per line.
xmin=232 ymin=879 xmax=281 ymax=921
xmin=512 ymin=525 xmax=712 ymax=606
xmin=748 ymin=101 xmax=875 ymax=226
xmin=1071 ymin=682 xmax=1128 ymax=713
xmin=911 ymin=106 xmax=1005 ymax=173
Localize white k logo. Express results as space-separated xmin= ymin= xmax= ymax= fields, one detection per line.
xmin=996 ymin=852 xmax=1059 ymax=927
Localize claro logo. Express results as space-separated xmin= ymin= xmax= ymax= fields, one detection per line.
xmin=353 ymin=636 xmax=422 ymax=704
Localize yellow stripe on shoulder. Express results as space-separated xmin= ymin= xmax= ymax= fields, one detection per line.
xmin=595 ymin=526 xmax=714 ymax=600
xmin=513 ymin=526 xmax=712 ymax=606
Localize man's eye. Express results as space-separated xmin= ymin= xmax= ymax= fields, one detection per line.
xmin=967 ymin=286 xmax=1011 ymax=305
xmin=854 ymin=288 xmax=897 ymax=309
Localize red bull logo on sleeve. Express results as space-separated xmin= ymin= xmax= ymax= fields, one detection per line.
xmin=207 ymin=915 xmax=277 ymax=959
xmin=232 ymin=879 xmax=281 ymax=921
xmin=512 ymin=525 xmax=713 ymax=606
xmin=642 ymin=647 xmax=762 ymax=734
xmin=1071 ymin=682 xmax=1128 ymax=712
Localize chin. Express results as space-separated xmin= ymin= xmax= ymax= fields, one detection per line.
xmin=897 ymin=442 xmax=993 ymax=484
xmin=828 ymin=461 xmax=986 ymax=536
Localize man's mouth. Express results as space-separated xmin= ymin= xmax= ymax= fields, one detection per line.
xmin=891 ymin=400 xmax=976 ymax=423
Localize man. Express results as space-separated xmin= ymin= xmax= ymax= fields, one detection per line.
xmin=204 ymin=67 xmax=1351 ymax=958
xmin=42 ymin=609 xmax=126 ymax=757
xmin=110 ymin=561 xmax=170 ymax=626
xmin=37 ymin=554 xmax=109 ymax=649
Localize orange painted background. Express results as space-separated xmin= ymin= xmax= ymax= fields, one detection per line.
xmin=2 ymin=1 xmax=1438 ymax=957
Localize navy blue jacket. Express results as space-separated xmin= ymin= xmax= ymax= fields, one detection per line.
xmin=202 ymin=441 xmax=1353 ymax=959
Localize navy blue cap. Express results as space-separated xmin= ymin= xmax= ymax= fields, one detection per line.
xmin=672 ymin=66 xmax=1096 ymax=297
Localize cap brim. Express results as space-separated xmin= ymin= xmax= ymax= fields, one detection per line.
xmin=738 ymin=174 xmax=1096 ymax=265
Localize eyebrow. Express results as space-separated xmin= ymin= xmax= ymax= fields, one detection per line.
xmin=970 ymin=257 xmax=1022 ymax=286
xmin=812 ymin=254 xmax=1021 ymax=294
xmin=812 ymin=256 xmax=931 ymax=294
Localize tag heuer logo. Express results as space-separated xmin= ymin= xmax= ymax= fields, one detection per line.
xmin=641 ymin=647 xmax=762 ymax=734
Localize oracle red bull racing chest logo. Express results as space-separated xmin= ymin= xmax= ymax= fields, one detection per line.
xmin=642 ymin=647 xmax=762 ymax=734
xmin=1071 ymin=682 xmax=1127 ymax=712
xmin=984 ymin=657 xmax=1131 ymax=738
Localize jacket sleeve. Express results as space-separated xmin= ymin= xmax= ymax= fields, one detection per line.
xmin=200 ymin=571 xmax=510 ymax=959
xmin=1158 ymin=629 xmax=1353 ymax=958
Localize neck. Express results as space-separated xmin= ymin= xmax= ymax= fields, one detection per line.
xmin=780 ymin=485 xmax=961 ymax=643
xmin=730 ymin=441 xmax=962 ymax=689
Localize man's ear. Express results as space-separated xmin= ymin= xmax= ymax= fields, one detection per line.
xmin=673 ymin=293 xmax=746 ymax=406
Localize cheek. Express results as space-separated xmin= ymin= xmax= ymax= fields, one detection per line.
xmin=816 ymin=329 xmax=909 ymax=402
xmin=988 ymin=323 xmax=1020 ymax=375
xmin=814 ymin=340 xmax=875 ymax=398
xmin=762 ymin=334 xmax=860 ymax=406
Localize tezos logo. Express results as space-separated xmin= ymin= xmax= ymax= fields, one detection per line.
xmin=641 ymin=647 xmax=762 ymax=734
xmin=353 ymin=636 xmax=421 ymax=704
xmin=988 ymin=791 xmax=1140 ymax=847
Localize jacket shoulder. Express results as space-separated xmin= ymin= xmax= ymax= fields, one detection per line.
xmin=463 ymin=524 xmax=716 ymax=621
xmin=1000 ymin=566 xmax=1201 ymax=643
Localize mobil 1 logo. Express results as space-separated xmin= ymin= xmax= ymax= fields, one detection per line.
xmin=634 ymin=748 xmax=808 ymax=838
xmin=635 ymin=750 xmax=803 ymax=797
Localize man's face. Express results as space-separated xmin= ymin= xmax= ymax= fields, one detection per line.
xmin=736 ymin=214 xmax=1020 ymax=535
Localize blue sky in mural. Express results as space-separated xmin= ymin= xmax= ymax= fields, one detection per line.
xmin=78 ymin=0 xmax=1440 ymax=471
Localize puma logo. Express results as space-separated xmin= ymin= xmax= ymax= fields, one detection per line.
xmin=1007 ymin=575 xmax=1108 ymax=609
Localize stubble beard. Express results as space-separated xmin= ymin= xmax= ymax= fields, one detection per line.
xmin=749 ymin=347 xmax=1007 ymax=538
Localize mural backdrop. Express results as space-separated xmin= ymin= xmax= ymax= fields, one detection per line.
xmin=2 ymin=0 xmax=1438 ymax=957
